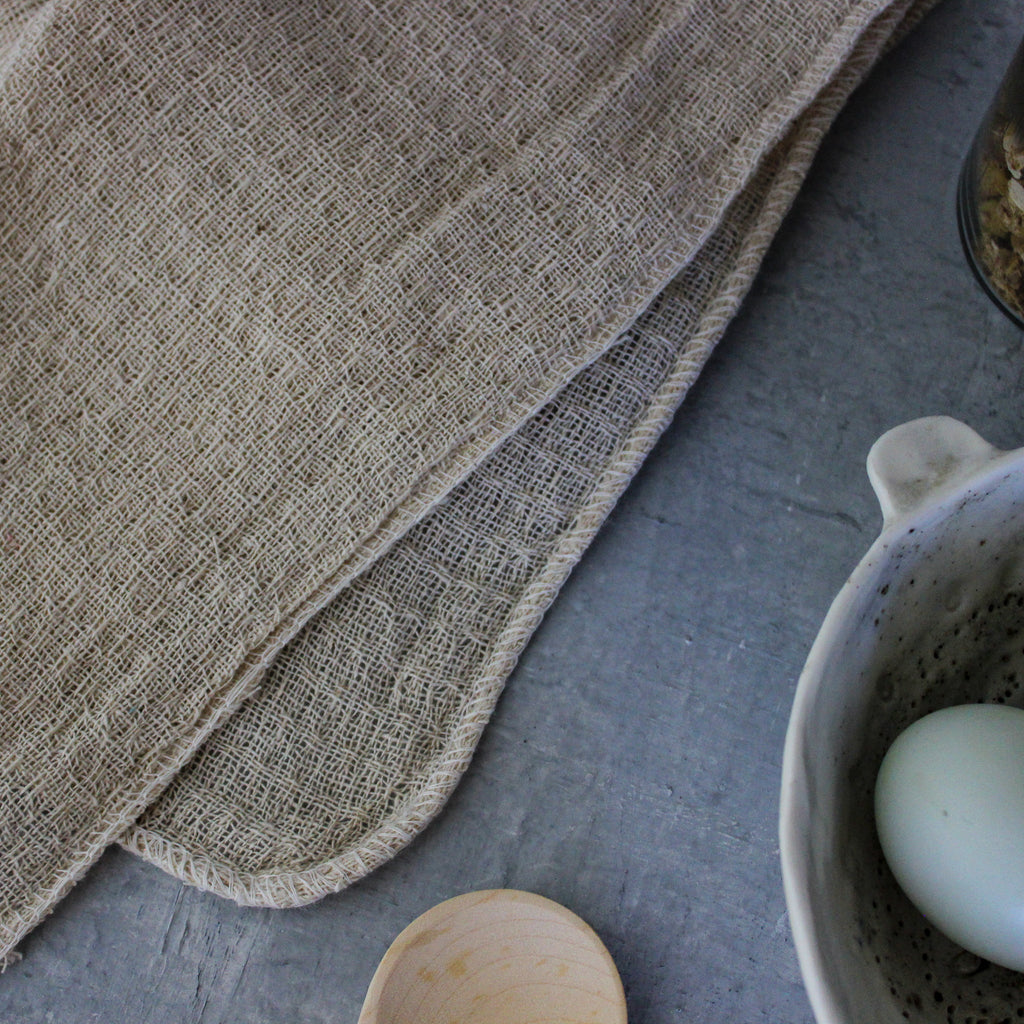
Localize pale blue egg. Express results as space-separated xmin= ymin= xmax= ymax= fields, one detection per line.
xmin=875 ymin=704 xmax=1024 ymax=972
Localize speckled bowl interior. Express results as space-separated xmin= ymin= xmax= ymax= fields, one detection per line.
xmin=781 ymin=419 xmax=1024 ymax=1024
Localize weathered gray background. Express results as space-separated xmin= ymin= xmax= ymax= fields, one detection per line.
xmin=2 ymin=0 xmax=1023 ymax=1020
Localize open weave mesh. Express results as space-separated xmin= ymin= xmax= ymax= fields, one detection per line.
xmin=121 ymin=0 xmax=929 ymax=905
xmin=0 ymin=0 xmax=930 ymax=953
xmin=124 ymin=0 xmax=929 ymax=906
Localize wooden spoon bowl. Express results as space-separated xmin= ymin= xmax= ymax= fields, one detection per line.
xmin=358 ymin=889 xmax=628 ymax=1024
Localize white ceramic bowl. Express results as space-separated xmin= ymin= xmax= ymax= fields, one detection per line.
xmin=780 ymin=416 xmax=1024 ymax=1024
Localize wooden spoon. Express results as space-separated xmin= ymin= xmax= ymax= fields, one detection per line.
xmin=357 ymin=889 xmax=628 ymax=1024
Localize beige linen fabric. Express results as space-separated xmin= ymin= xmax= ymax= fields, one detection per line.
xmin=120 ymin=0 xmax=931 ymax=908
xmin=0 ymin=1 xmax=41 ymax=58
xmin=0 ymin=0 xmax=929 ymax=955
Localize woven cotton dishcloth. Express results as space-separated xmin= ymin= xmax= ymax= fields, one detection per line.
xmin=119 ymin=0 xmax=933 ymax=906
xmin=0 ymin=0 xmax=929 ymax=957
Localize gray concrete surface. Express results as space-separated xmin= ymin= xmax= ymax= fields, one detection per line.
xmin=2 ymin=0 xmax=1023 ymax=1020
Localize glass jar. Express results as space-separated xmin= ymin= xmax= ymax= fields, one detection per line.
xmin=958 ymin=37 xmax=1024 ymax=328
